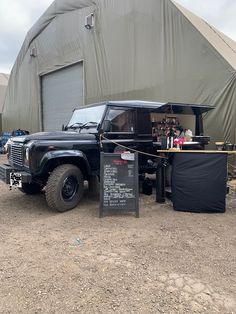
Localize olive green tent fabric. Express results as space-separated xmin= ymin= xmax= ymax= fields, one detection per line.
xmin=0 ymin=73 xmax=9 ymax=113
xmin=0 ymin=73 xmax=9 ymax=132
xmin=2 ymin=0 xmax=236 ymax=144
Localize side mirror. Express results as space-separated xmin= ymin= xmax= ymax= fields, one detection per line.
xmin=102 ymin=120 xmax=111 ymax=132
xmin=62 ymin=124 xmax=65 ymax=131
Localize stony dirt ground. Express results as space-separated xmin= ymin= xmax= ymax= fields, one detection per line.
xmin=0 ymin=155 xmax=236 ymax=314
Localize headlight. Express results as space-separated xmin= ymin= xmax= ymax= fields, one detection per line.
xmin=5 ymin=139 xmax=13 ymax=157
xmin=24 ymin=147 xmax=30 ymax=165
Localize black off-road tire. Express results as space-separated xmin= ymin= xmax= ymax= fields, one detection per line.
xmin=45 ymin=164 xmax=84 ymax=212
xmin=19 ymin=183 xmax=43 ymax=195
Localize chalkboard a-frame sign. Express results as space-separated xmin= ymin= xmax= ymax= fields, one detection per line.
xmin=100 ymin=152 xmax=139 ymax=218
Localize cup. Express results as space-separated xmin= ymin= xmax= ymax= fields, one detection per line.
xmin=215 ymin=142 xmax=225 ymax=151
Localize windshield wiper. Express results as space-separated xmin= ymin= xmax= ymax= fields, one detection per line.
xmin=66 ymin=121 xmax=98 ymax=131
xmin=66 ymin=123 xmax=84 ymax=130
xmin=78 ymin=121 xmax=99 ymax=130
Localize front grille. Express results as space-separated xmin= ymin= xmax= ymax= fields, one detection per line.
xmin=9 ymin=144 xmax=24 ymax=167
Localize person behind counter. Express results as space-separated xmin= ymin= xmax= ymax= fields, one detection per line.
xmin=176 ymin=126 xmax=193 ymax=142
xmin=169 ymin=126 xmax=193 ymax=149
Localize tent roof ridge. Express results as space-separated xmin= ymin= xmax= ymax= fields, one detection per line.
xmin=204 ymin=20 xmax=236 ymax=55
xmin=172 ymin=0 xmax=236 ymax=70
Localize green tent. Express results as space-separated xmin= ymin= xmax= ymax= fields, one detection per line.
xmin=3 ymin=0 xmax=236 ymax=144
xmin=0 ymin=73 xmax=9 ymax=133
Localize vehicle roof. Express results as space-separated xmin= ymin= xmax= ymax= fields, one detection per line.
xmin=75 ymin=100 xmax=214 ymax=114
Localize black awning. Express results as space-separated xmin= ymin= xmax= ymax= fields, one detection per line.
xmin=106 ymin=100 xmax=214 ymax=115
xmin=164 ymin=102 xmax=214 ymax=114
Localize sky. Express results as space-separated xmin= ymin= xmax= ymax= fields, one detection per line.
xmin=0 ymin=0 xmax=236 ymax=74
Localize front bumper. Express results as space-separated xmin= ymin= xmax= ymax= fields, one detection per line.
xmin=0 ymin=164 xmax=32 ymax=186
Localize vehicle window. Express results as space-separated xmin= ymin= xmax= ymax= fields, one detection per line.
xmin=67 ymin=105 xmax=106 ymax=127
xmin=107 ymin=108 xmax=135 ymax=132
xmin=137 ymin=111 xmax=152 ymax=134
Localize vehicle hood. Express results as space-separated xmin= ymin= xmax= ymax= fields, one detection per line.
xmin=12 ymin=131 xmax=97 ymax=143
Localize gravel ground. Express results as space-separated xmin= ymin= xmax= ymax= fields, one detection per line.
xmin=0 ymin=155 xmax=236 ymax=314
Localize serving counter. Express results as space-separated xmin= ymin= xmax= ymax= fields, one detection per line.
xmin=156 ymin=150 xmax=232 ymax=213
xmin=157 ymin=149 xmax=236 ymax=154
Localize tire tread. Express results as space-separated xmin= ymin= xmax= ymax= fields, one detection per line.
xmin=45 ymin=164 xmax=83 ymax=212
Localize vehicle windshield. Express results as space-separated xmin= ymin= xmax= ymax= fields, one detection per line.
xmin=67 ymin=105 xmax=106 ymax=131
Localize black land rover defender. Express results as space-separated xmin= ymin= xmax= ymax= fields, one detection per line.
xmin=0 ymin=101 xmax=213 ymax=212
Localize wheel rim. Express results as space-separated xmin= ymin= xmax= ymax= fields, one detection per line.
xmin=61 ymin=176 xmax=78 ymax=201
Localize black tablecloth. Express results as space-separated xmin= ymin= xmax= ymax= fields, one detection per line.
xmin=171 ymin=153 xmax=227 ymax=213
